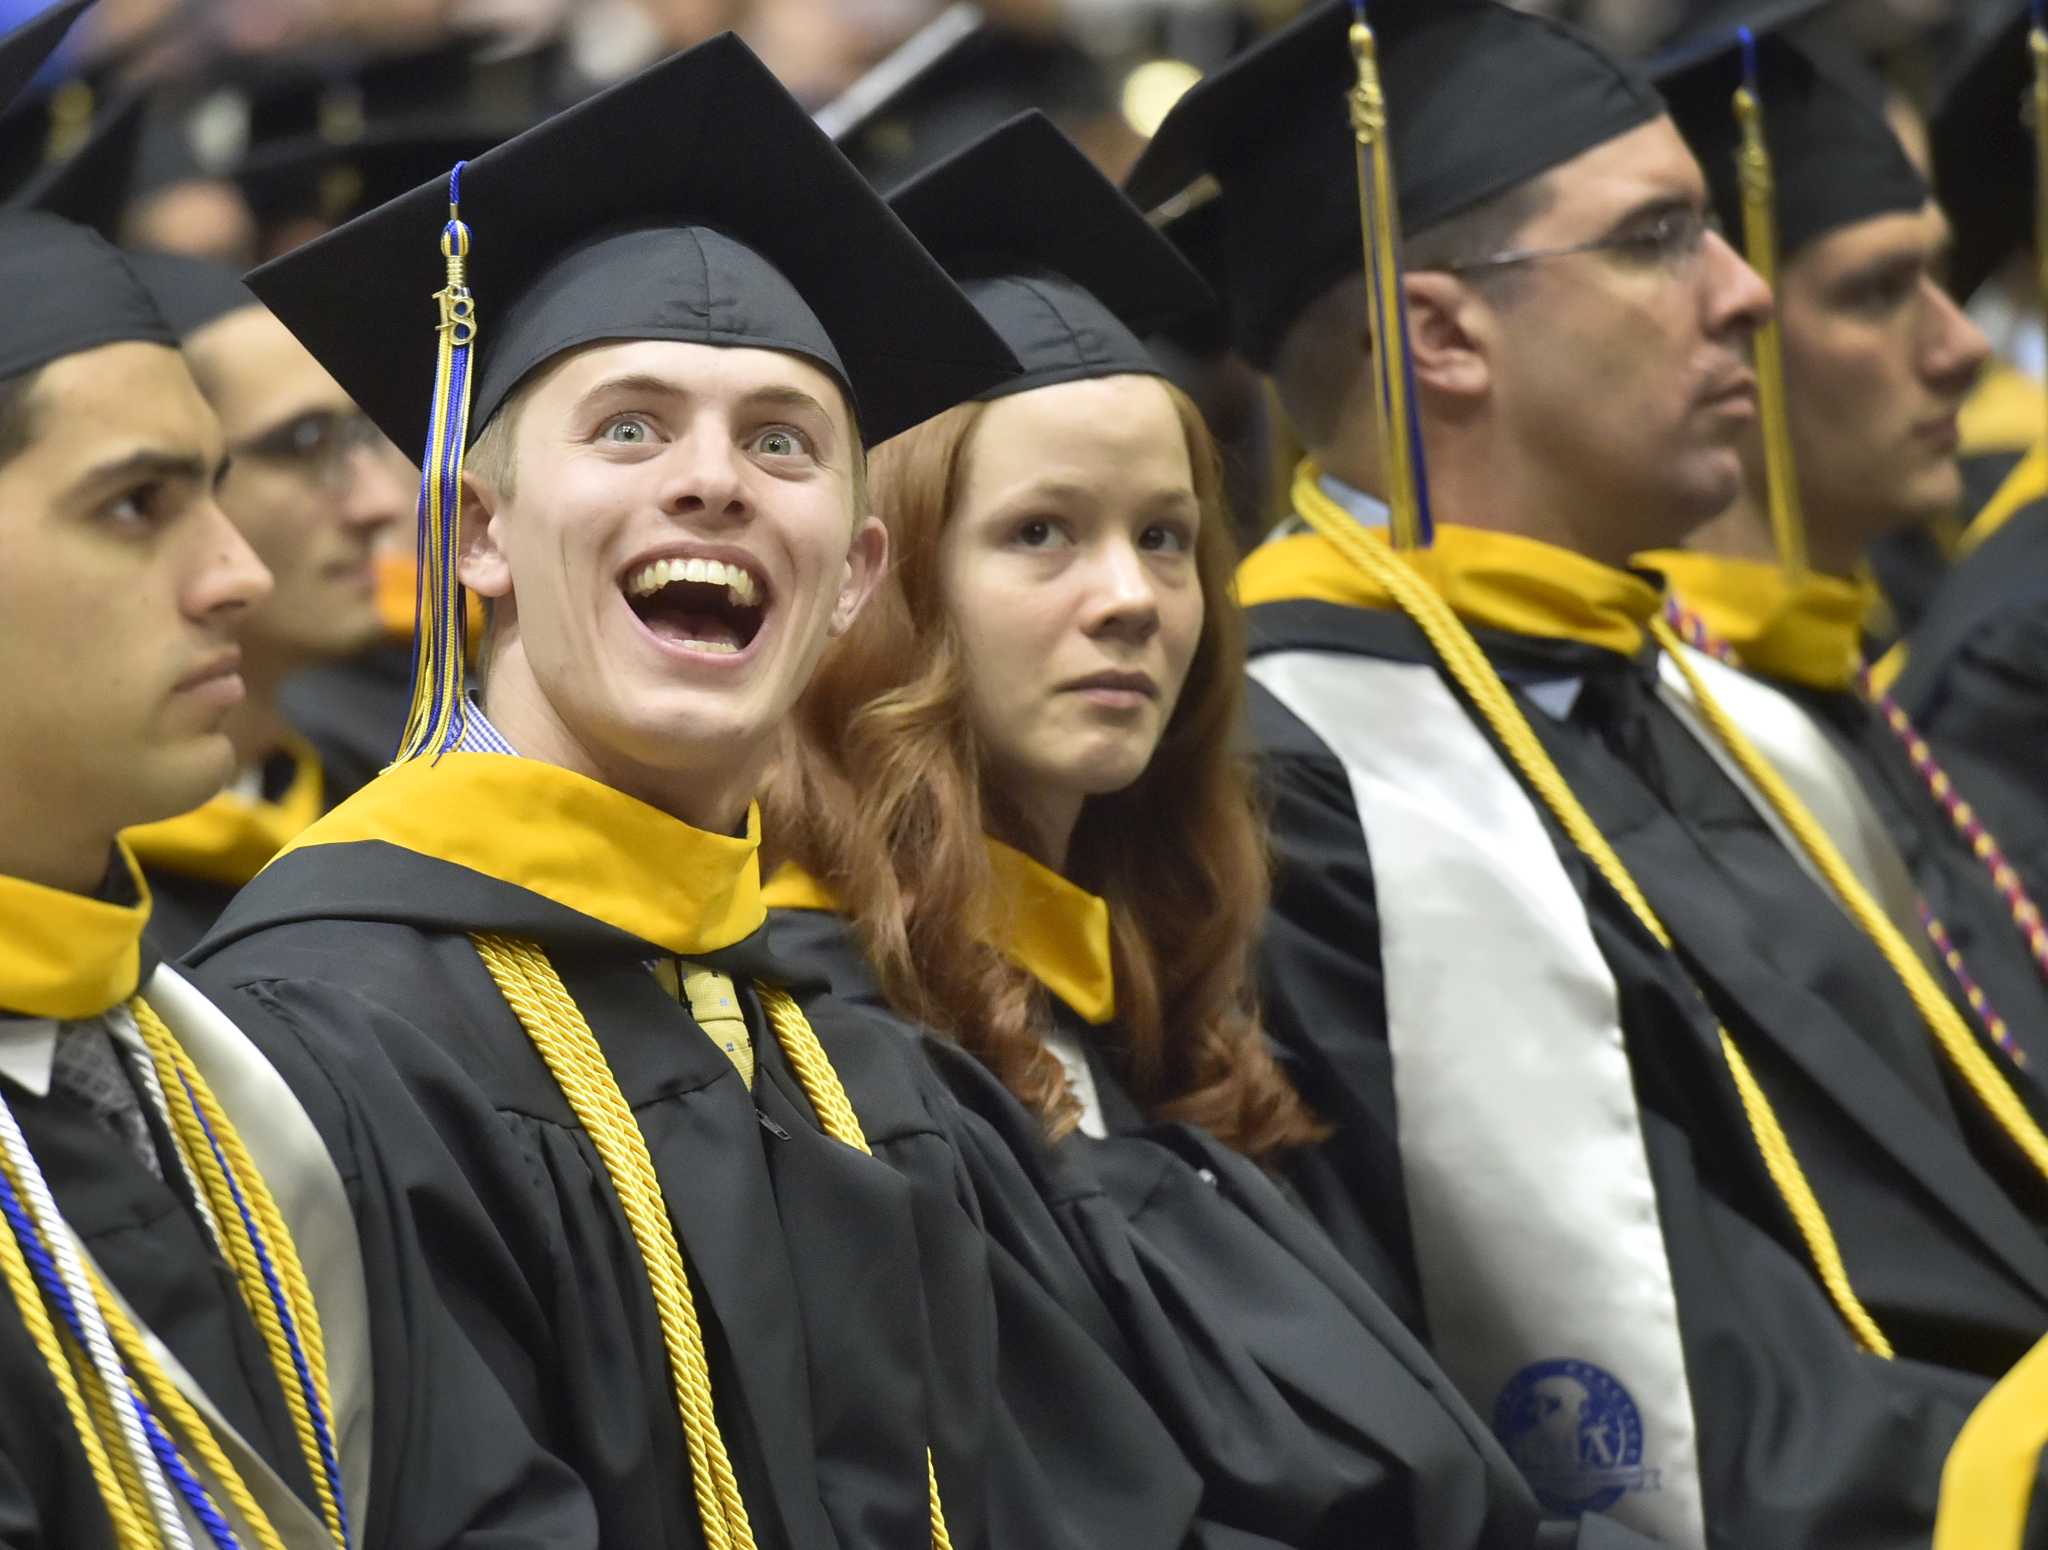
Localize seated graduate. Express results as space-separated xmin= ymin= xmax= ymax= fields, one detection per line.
xmin=1128 ymin=0 xmax=2048 ymax=1542
xmin=1635 ymin=26 xmax=2048 ymax=1075
xmin=762 ymin=108 xmax=1649 ymax=1550
xmin=185 ymin=34 xmax=1224 ymax=1550
xmin=1869 ymin=0 xmax=2048 ymax=939
xmin=0 ymin=10 xmax=599 ymax=1549
xmin=113 ymin=255 xmax=414 ymax=955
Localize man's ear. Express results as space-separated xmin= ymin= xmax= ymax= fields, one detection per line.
xmin=828 ymin=514 xmax=890 ymax=638
xmin=1403 ymin=270 xmax=1494 ymax=401
xmin=455 ymin=469 xmax=513 ymax=600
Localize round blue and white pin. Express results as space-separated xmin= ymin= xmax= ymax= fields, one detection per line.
xmin=1494 ymin=1358 xmax=1654 ymax=1515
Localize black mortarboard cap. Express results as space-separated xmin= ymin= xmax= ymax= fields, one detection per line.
xmin=129 ymin=250 xmax=257 ymax=338
xmin=1655 ymin=25 xmax=1925 ymax=260
xmin=245 ymin=31 xmax=1019 ymax=458
xmin=1151 ymin=194 xmax=1234 ymax=356
xmin=1929 ymin=1 xmax=2034 ymax=302
xmin=1125 ymin=0 xmax=1662 ymax=368
xmin=0 ymin=0 xmax=90 ymax=118
xmin=0 ymin=208 xmax=172 ymax=379
xmin=827 ymin=14 xmax=1110 ymax=187
xmin=250 ymin=32 xmax=1021 ymax=767
xmin=885 ymin=111 xmax=1210 ymax=400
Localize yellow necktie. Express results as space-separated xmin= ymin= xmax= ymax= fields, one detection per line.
xmin=653 ymin=959 xmax=754 ymax=1088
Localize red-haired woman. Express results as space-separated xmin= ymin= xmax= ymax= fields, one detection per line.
xmin=764 ymin=114 xmax=1638 ymax=1550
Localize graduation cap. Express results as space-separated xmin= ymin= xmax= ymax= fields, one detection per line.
xmin=1125 ymin=0 xmax=1662 ymax=375
xmin=0 ymin=0 xmax=90 ymax=117
xmin=824 ymin=8 xmax=1112 ymax=186
xmin=1151 ymin=193 xmax=1234 ymax=357
xmin=127 ymin=250 xmax=257 ymax=338
xmin=1653 ymin=18 xmax=1924 ymax=263
xmin=246 ymin=29 xmax=1019 ymax=763
xmin=0 ymin=0 xmax=92 ymax=195
xmin=1654 ymin=16 xmax=1927 ymax=577
xmin=1928 ymin=0 xmax=2042 ymax=305
xmin=0 ymin=208 xmax=173 ymax=380
xmin=885 ymin=110 xmax=1210 ymax=399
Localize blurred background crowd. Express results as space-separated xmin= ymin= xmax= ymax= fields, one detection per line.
xmin=0 ymin=0 xmax=2013 ymax=262
xmin=0 ymin=0 xmax=2030 ymax=550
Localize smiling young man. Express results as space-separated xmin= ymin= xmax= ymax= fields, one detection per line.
xmin=184 ymin=34 xmax=1226 ymax=1550
xmin=1635 ymin=33 xmax=2048 ymax=1075
xmin=1129 ymin=1 xmax=2048 ymax=1543
xmin=113 ymin=254 xmax=414 ymax=955
xmin=0 ymin=111 xmax=596 ymax=1550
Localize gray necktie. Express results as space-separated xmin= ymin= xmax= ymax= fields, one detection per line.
xmin=50 ymin=1021 xmax=163 ymax=1181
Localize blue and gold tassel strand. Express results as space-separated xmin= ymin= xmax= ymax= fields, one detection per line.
xmin=1732 ymin=27 xmax=1808 ymax=581
xmin=396 ymin=161 xmax=481 ymax=765
xmin=1346 ymin=0 xmax=1433 ymax=550
xmin=2032 ymin=2 xmax=2048 ymax=454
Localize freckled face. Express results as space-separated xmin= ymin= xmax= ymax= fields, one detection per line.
xmin=939 ymin=375 xmax=1206 ymax=810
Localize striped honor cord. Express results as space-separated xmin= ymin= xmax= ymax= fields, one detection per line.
xmin=1662 ymin=597 xmax=2029 ymax=1068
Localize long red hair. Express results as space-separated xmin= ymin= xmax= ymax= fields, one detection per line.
xmin=764 ymin=379 xmax=1322 ymax=1159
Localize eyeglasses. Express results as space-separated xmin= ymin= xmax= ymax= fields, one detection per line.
xmin=1435 ymin=205 xmax=1720 ymax=278
xmin=230 ymin=409 xmax=403 ymax=493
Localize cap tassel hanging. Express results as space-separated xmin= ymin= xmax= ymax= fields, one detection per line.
xmin=1733 ymin=28 xmax=1808 ymax=581
xmin=2031 ymin=1 xmax=2048 ymax=454
xmin=396 ymin=163 xmax=480 ymax=765
xmin=1347 ymin=0 xmax=1433 ymax=550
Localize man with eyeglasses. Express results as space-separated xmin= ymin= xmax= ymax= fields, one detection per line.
xmin=118 ymin=254 xmax=414 ymax=955
xmin=1131 ymin=1 xmax=2048 ymax=1543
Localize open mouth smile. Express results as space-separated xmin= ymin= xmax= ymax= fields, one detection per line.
xmin=621 ymin=551 xmax=770 ymax=658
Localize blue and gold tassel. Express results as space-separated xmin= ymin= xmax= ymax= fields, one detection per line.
xmin=396 ymin=162 xmax=481 ymax=765
xmin=1733 ymin=27 xmax=1808 ymax=580
xmin=1346 ymin=0 xmax=1433 ymax=550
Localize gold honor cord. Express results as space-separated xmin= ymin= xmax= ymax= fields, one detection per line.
xmin=0 ymin=1143 xmax=160 ymax=1549
xmin=1652 ymin=620 xmax=2048 ymax=1185
xmin=130 ymin=1001 xmax=347 ymax=1548
xmin=471 ymin=936 xmax=955 ymax=1550
xmin=1347 ymin=10 xmax=1427 ymax=552
xmin=0 ymin=995 xmax=351 ymax=1550
xmin=472 ymin=935 xmax=755 ymax=1550
xmin=1288 ymin=467 xmax=1893 ymax=1355
xmin=1733 ymin=71 xmax=1809 ymax=581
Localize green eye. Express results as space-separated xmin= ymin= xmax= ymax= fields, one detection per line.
xmin=756 ymin=429 xmax=800 ymax=457
xmin=602 ymin=417 xmax=650 ymax=444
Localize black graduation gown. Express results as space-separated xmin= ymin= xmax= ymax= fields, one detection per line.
xmin=1768 ymin=675 xmax=2048 ymax=1075
xmin=0 ymin=974 xmax=594 ymax=1548
xmin=769 ymin=903 xmax=1651 ymax=1550
xmin=132 ymin=746 xmax=333 ymax=960
xmin=1888 ymin=486 xmax=2048 ymax=936
xmin=0 ymin=1007 xmax=314 ymax=1547
xmin=1249 ymin=593 xmax=2048 ymax=1548
xmin=186 ymin=830 xmax=1211 ymax=1550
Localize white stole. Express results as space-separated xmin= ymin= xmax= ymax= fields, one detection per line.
xmin=1654 ymin=645 xmax=1928 ymax=957
xmin=135 ymin=965 xmax=375 ymax=1539
xmin=1252 ymin=649 xmax=1708 ymax=1546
